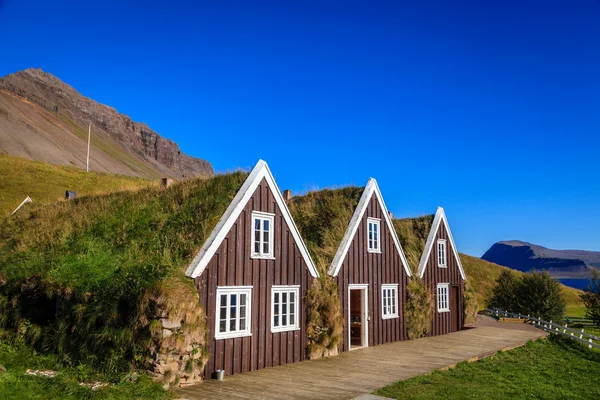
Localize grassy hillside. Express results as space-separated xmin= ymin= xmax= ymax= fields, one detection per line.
xmin=0 ymin=155 xmax=156 ymax=217
xmin=0 ymin=170 xmax=248 ymax=377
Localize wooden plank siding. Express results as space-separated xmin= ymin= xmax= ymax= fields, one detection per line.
xmin=335 ymin=196 xmax=409 ymax=352
xmin=194 ymin=178 xmax=313 ymax=379
xmin=422 ymin=222 xmax=464 ymax=336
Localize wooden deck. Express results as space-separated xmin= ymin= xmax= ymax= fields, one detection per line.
xmin=177 ymin=316 xmax=546 ymax=400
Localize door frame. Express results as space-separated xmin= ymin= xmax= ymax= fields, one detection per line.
xmin=348 ymin=284 xmax=369 ymax=350
xmin=451 ymin=284 xmax=461 ymax=331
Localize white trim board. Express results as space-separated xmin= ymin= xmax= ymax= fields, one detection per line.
xmin=416 ymin=207 xmax=466 ymax=280
xmin=185 ymin=160 xmax=319 ymax=279
xmin=328 ymin=178 xmax=411 ymax=278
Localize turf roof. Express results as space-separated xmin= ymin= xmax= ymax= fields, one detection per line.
xmin=392 ymin=215 xmax=434 ymax=274
xmin=288 ymin=187 xmax=364 ymax=275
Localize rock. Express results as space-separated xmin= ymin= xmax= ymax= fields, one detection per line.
xmin=161 ymin=318 xmax=181 ymax=330
xmin=162 ymin=329 xmax=173 ymax=338
xmin=0 ymin=364 xmax=6 ymax=374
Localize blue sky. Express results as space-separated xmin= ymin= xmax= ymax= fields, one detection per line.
xmin=1 ymin=0 xmax=599 ymax=256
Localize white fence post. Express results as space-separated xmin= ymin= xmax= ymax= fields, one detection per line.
xmin=580 ymin=329 xmax=584 ymax=340
xmin=589 ymin=338 xmax=593 ymax=349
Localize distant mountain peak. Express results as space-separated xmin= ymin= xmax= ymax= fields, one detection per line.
xmin=482 ymin=240 xmax=600 ymax=279
xmin=0 ymin=68 xmax=213 ymax=179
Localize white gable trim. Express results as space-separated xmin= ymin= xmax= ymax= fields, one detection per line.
xmin=185 ymin=160 xmax=319 ymax=279
xmin=328 ymin=178 xmax=411 ymax=278
xmin=417 ymin=207 xmax=466 ymax=280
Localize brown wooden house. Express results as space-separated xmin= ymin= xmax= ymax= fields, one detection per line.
xmin=185 ymin=160 xmax=319 ymax=378
xmin=416 ymin=207 xmax=466 ymax=336
xmin=328 ymin=179 xmax=412 ymax=352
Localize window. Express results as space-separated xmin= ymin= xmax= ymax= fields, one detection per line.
xmin=438 ymin=239 xmax=447 ymax=268
xmin=251 ymin=212 xmax=274 ymax=259
xmin=215 ymin=287 xmax=252 ymax=339
xmin=381 ymin=284 xmax=399 ymax=319
xmin=437 ymin=284 xmax=449 ymax=312
xmin=271 ymin=286 xmax=300 ymax=332
xmin=367 ymin=218 xmax=381 ymax=253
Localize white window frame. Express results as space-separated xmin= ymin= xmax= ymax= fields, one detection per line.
xmin=215 ymin=286 xmax=252 ymax=340
xmin=271 ymin=285 xmax=300 ymax=333
xmin=367 ymin=217 xmax=381 ymax=253
xmin=381 ymin=284 xmax=399 ymax=319
xmin=437 ymin=283 xmax=450 ymax=313
xmin=437 ymin=239 xmax=447 ymax=268
xmin=251 ymin=211 xmax=275 ymax=259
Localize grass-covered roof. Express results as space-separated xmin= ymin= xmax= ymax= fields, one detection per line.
xmin=288 ymin=187 xmax=364 ymax=275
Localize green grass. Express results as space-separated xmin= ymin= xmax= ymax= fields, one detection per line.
xmin=0 ymin=155 xmax=156 ymax=218
xmin=0 ymin=341 xmax=171 ymax=400
xmin=375 ymin=337 xmax=600 ymax=400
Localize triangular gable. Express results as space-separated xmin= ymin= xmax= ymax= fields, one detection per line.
xmin=185 ymin=160 xmax=319 ymax=279
xmin=416 ymin=207 xmax=466 ymax=280
xmin=328 ymin=178 xmax=411 ymax=277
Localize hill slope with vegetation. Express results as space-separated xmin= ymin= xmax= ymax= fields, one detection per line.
xmin=0 ymin=155 xmax=157 ymax=217
xmin=0 ymin=171 xmax=248 ymax=385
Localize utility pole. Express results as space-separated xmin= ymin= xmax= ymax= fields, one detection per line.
xmin=86 ymin=123 xmax=91 ymax=172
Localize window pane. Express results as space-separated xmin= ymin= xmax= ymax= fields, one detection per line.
xmin=220 ymin=294 xmax=227 ymax=307
xmin=231 ymin=294 xmax=237 ymax=306
xmin=240 ymin=318 xmax=246 ymax=330
xmin=282 ymin=302 xmax=287 ymax=315
xmin=230 ymin=304 xmax=237 ymax=319
xmin=263 ymin=219 xmax=269 ymax=231
xmin=274 ymin=292 xmax=279 ymax=304
xmin=255 ymin=241 xmax=260 ymax=254
xmin=239 ymin=305 xmax=246 ymax=319
xmin=274 ymin=303 xmax=279 ymax=315
xmin=282 ymin=314 xmax=287 ymax=326
xmin=290 ymin=292 xmax=295 ymax=303
xmin=220 ymin=320 xmax=226 ymax=332
xmin=282 ymin=292 xmax=287 ymax=303
xmin=274 ymin=316 xmax=279 ymax=327
xmin=255 ymin=218 xmax=261 ymax=229
xmin=240 ymin=294 xmax=246 ymax=306
xmin=290 ymin=313 xmax=295 ymax=325
xmin=230 ymin=318 xmax=236 ymax=331
xmin=263 ymin=241 xmax=269 ymax=254
xmin=220 ymin=306 xmax=226 ymax=320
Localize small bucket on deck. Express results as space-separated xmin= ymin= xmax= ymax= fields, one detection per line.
xmin=215 ymin=370 xmax=225 ymax=381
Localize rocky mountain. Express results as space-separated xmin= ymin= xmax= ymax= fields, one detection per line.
xmin=482 ymin=240 xmax=600 ymax=278
xmin=0 ymin=68 xmax=213 ymax=179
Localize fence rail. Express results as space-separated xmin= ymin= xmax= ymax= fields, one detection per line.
xmin=485 ymin=308 xmax=600 ymax=350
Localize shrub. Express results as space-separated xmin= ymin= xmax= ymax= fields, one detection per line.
xmin=487 ymin=270 xmax=520 ymax=312
xmin=580 ymin=269 xmax=600 ymax=326
xmin=305 ymin=276 xmax=344 ymax=359
xmin=405 ymin=277 xmax=432 ymax=339
xmin=487 ymin=270 xmax=566 ymax=321
xmin=463 ymin=280 xmax=478 ymax=325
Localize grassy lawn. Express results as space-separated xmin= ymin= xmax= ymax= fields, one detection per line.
xmin=375 ymin=337 xmax=600 ymax=400
xmin=0 ymin=342 xmax=172 ymax=400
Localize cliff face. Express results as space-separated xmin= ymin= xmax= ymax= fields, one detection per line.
xmin=0 ymin=68 xmax=212 ymax=178
xmin=482 ymin=240 xmax=599 ymax=278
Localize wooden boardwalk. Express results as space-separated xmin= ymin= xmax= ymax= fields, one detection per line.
xmin=177 ymin=316 xmax=546 ymax=400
